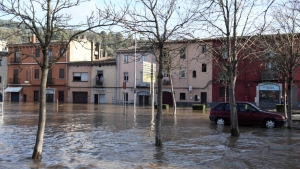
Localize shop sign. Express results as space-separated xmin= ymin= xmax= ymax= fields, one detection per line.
xmin=259 ymin=84 xmax=279 ymax=91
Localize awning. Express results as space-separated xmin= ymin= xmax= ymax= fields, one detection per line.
xmin=4 ymin=87 xmax=22 ymax=92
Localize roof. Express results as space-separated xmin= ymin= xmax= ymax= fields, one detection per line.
xmin=67 ymin=58 xmax=116 ymax=66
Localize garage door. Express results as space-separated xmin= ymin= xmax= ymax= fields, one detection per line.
xmin=73 ymin=92 xmax=88 ymax=103
xmin=11 ymin=92 xmax=19 ymax=102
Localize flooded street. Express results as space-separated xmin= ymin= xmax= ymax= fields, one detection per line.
xmin=0 ymin=102 xmax=300 ymax=169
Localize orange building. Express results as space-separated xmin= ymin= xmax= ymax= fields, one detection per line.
xmin=5 ymin=35 xmax=99 ymax=102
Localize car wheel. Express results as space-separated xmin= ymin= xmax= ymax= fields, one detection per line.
xmin=216 ymin=118 xmax=225 ymax=125
xmin=265 ymin=119 xmax=276 ymax=129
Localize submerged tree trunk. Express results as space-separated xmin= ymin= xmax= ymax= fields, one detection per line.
xmin=155 ymin=46 xmax=164 ymax=146
xmin=32 ymin=68 xmax=49 ymax=159
xmin=229 ymin=74 xmax=239 ymax=137
xmin=170 ymin=73 xmax=176 ymax=115
xmin=287 ymin=75 xmax=293 ymax=129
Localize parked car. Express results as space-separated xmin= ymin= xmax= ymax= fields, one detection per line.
xmin=209 ymin=102 xmax=286 ymax=128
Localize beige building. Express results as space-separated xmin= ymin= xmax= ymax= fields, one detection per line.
xmin=115 ymin=41 xmax=213 ymax=107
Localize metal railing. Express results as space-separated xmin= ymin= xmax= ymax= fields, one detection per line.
xmin=9 ymin=78 xmax=20 ymax=84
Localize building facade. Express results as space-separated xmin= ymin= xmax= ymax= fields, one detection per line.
xmin=5 ymin=35 xmax=100 ymax=103
xmin=116 ymin=41 xmax=213 ymax=107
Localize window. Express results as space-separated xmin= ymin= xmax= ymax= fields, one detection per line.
xmin=48 ymin=48 xmax=52 ymax=62
xmin=124 ymin=55 xmax=128 ymax=63
xmin=219 ymin=86 xmax=229 ymax=97
xmin=179 ymin=68 xmax=186 ymax=78
xmin=15 ymin=50 xmax=19 ymax=58
xmin=192 ymin=70 xmax=196 ymax=78
xmin=73 ymin=72 xmax=88 ymax=82
xmin=202 ymin=64 xmax=207 ymax=72
xmin=222 ymin=51 xmax=227 ymax=59
xmin=180 ymin=48 xmax=186 ymax=59
xmin=180 ymin=93 xmax=186 ymax=100
xmin=124 ymin=72 xmax=129 ymax=81
xmin=163 ymin=69 xmax=169 ymax=77
xmin=35 ymin=49 xmax=40 ymax=58
xmin=194 ymin=95 xmax=199 ymax=101
xmin=140 ymin=55 xmax=146 ymax=62
xmin=59 ymin=68 xmax=65 ymax=79
xmin=60 ymin=48 xmax=66 ymax=57
xmin=266 ymin=62 xmax=276 ymax=69
xmin=202 ymin=45 xmax=207 ymax=53
xmin=34 ymin=69 xmax=39 ymax=79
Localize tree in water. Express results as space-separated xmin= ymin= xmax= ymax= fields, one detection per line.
xmin=0 ymin=0 xmax=125 ymax=160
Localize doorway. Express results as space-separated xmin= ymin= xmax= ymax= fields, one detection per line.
xmin=94 ymin=94 xmax=98 ymax=104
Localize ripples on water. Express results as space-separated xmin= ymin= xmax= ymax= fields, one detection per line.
xmin=0 ymin=102 xmax=300 ymax=169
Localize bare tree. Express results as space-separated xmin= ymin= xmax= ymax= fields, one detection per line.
xmin=116 ymin=0 xmax=200 ymax=146
xmin=198 ymin=0 xmax=274 ymax=136
xmin=0 ymin=0 xmax=126 ymax=160
xmin=261 ymin=0 xmax=300 ymax=129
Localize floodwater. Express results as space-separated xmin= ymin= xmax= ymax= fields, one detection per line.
xmin=0 ymin=102 xmax=300 ymax=169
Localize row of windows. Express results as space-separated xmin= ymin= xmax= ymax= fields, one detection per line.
xmin=14 ymin=48 xmax=66 ymax=58
xmin=33 ymin=68 xmax=65 ymax=79
xmin=123 ymin=46 xmax=208 ymax=63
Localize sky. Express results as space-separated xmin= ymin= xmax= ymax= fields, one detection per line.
xmin=0 ymin=0 xmax=286 ymax=38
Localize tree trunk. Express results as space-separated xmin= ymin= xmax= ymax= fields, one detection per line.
xmin=155 ymin=47 xmax=163 ymax=146
xmin=229 ymin=74 xmax=239 ymax=137
xmin=287 ymin=76 xmax=293 ymax=129
xmin=32 ymin=65 xmax=49 ymax=159
xmin=170 ymin=73 xmax=176 ymax=115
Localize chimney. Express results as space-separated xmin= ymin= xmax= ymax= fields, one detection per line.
xmin=30 ymin=34 xmax=36 ymax=43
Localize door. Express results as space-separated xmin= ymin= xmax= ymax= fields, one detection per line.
xmin=99 ymin=94 xmax=105 ymax=103
xmin=46 ymin=94 xmax=54 ymax=102
xmin=11 ymin=92 xmax=19 ymax=101
xmin=163 ymin=91 xmax=173 ymax=106
xmin=201 ymin=92 xmax=207 ymax=104
xmin=34 ymin=91 xmax=39 ymax=102
xmin=23 ymin=94 xmax=27 ymax=102
xmin=73 ymin=92 xmax=88 ymax=103
xmin=58 ymin=91 xmax=64 ymax=102
xmin=94 ymin=94 xmax=98 ymax=104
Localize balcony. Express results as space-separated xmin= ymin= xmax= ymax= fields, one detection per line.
xmin=136 ymin=79 xmax=149 ymax=88
xmin=10 ymin=58 xmax=20 ymax=64
xmin=9 ymin=78 xmax=20 ymax=84
xmin=94 ymin=79 xmax=105 ymax=87
xmin=261 ymin=69 xmax=280 ymax=81
xmin=163 ymin=79 xmax=171 ymax=85
xmin=47 ymin=78 xmax=54 ymax=85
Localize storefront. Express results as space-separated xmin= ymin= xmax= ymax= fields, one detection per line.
xmin=256 ymin=83 xmax=282 ymax=108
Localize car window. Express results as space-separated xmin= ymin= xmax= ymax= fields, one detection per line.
xmin=215 ymin=103 xmax=224 ymax=110
xmin=239 ymin=103 xmax=255 ymax=112
xmin=224 ymin=103 xmax=230 ymax=111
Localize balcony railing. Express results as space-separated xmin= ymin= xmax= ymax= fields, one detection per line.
xmin=9 ymin=78 xmax=20 ymax=84
xmin=47 ymin=78 xmax=54 ymax=85
xmin=10 ymin=58 xmax=20 ymax=64
xmin=163 ymin=78 xmax=171 ymax=85
xmin=94 ymin=79 xmax=105 ymax=87
xmin=261 ymin=69 xmax=280 ymax=81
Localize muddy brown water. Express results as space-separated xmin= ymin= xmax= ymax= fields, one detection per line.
xmin=0 ymin=102 xmax=300 ymax=169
